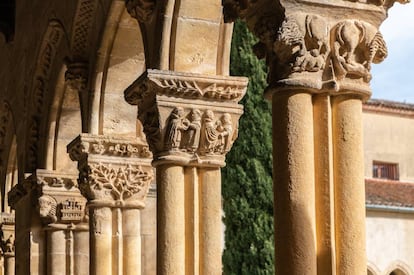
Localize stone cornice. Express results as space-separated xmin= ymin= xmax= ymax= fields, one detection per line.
xmin=124 ymin=70 xmax=247 ymax=167
xmin=68 ymin=134 xmax=152 ymax=161
xmin=67 ymin=134 xmax=154 ymax=208
xmin=125 ymin=70 xmax=248 ymax=105
xmin=363 ymin=99 xmax=414 ymax=118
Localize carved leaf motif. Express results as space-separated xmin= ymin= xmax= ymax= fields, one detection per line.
xmin=85 ymin=163 xmax=153 ymax=202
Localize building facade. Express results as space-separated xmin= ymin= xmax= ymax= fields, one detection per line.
xmin=364 ymin=100 xmax=414 ymax=275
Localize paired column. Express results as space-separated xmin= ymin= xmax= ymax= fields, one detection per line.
xmin=68 ymin=134 xmax=154 ymax=275
xmin=222 ymin=0 xmax=407 ymax=273
xmin=125 ymin=69 xmax=248 ymax=275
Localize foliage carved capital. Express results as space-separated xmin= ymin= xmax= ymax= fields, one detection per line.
xmin=67 ymin=134 xmax=154 ymax=208
xmin=124 ymin=70 xmax=248 ymax=167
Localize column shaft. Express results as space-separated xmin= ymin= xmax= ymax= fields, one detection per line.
xmin=4 ymin=255 xmax=14 ymax=275
xmin=122 ymin=209 xmax=141 ymax=275
xmin=157 ymin=165 xmax=185 ymax=275
xmin=47 ymin=230 xmax=66 ymax=275
xmin=313 ymin=95 xmax=336 ymax=274
xmin=272 ymin=92 xmax=317 ymax=275
xmin=90 ymin=207 xmax=112 ymax=275
xmin=199 ymin=168 xmax=222 ymax=275
xmin=332 ymin=96 xmax=366 ymax=274
xmin=184 ymin=167 xmax=199 ymax=275
xmin=74 ymin=230 xmax=89 ymax=275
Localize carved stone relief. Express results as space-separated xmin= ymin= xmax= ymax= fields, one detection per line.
xmin=32 ymin=170 xmax=88 ymax=226
xmin=0 ymin=213 xmax=15 ymax=256
xmin=331 ymin=20 xmax=387 ymax=82
xmin=68 ymin=134 xmax=154 ymax=207
xmin=26 ymin=21 xmax=65 ymax=171
xmin=124 ymin=70 xmax=247 ymax=167
xmin=78 ymin=163 xmax=153 ymax=203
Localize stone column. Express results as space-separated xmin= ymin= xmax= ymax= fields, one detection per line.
xmin=124 ymin=69 xmax=248 ymax=275
xmin=68 ymin=134 xmax=154 ymax=275
xmin=222 ymin=0 xmax=408 ymax=274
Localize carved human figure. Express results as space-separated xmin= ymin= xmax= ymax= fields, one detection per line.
xmin=4 ymin=234 xmax=14 ymax=253
xmin=217 ymin=113 xmax=233 ymax=153
xmin=38 ymin=195 xmax=58 ymax=224
xmin=200 ymin=110 xmax=220 ymax=154
xmin=165 ymin=107 xmax=189 ymax=150
xmin=185 ymin=109 xmax=202 ymax=152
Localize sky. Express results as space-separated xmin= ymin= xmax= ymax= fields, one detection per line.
xmin=370 ymin=2 xmax=414 ymax=103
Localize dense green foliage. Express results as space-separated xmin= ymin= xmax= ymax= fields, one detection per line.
xmin=222 ymin=20 xmax=274 ymax=275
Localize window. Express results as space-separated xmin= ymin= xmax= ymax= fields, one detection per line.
xmin=373 ymin=161 xmax=399 ymax=180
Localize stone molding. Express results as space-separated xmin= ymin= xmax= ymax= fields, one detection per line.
xmin=67 ymin=134 xmax=154 ymax=208
xmin=223 ymin=0 xmax=408 ymax=98
xmin=27 ymin=20 xmax=65 ymax=170
xmin=124 ymin=70 xmax=248 ymax=167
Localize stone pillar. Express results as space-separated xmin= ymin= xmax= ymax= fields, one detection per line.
xmin=125 ymin=69 xmax=248 ymax=275
xmin=68 ymin=134 xmax=154 ymax=275
xmin=222 ymin=0 xmax=408 ymax=274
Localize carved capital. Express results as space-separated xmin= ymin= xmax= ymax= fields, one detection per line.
xmin=224 ymin=0 xmax=408 ymax=98
xmin=65 ymin=62 xmax=89 ymax=91
xmin=32 ymin=170 xmax=88 ymax=227
xmin=8 ymin=175 xmax=37 ymax=209
xmin=0 ymin=213 xmax=15 ymax=256
xmin=67 ymin=134 xmax=154 ymax=208
xmin=125 ymin=0 xmax=156 ymax=22
xmin=124 ymin=70 xmax=248 ymax=167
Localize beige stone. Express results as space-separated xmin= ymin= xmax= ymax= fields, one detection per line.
xmin=0 ymin=0 xmax=409 ymax=274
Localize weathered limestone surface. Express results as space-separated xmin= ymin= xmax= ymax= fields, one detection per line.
xmin=125 ymin=69 xmax=248 ymax=275
xmin=68 ymin=134 xmax=153 ymax=275
xmin=0 ymin=0 xmax=409 ymax=274
xmin=223 ymin=0 xmax=409 ymax=274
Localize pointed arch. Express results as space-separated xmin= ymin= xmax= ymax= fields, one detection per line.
xmin=386 ymin=261 xmax=413 ymax=275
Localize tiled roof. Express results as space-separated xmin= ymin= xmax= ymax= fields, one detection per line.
xmin=363 ymin=99 xmax=414 ymax=118
xmin=365 ymin=178 xmax=414 ymax=208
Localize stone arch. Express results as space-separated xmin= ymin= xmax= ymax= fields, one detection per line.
xmin=125 ymin=0 xmax=233 ymax=75
xmin=90 ymin=1 xmax=146 ymax=138
xmin=386 ymin=261 xmax=413 ymax=275
xmin=25 ymin=19 xmax=69 ymax=172
xmin=44 ymin=65 xmax=82 ymax=172
xmin=0 ymin=101 xmax=18 ymax=212
xmin=367 ymin=262 xmax=381 ymax=275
